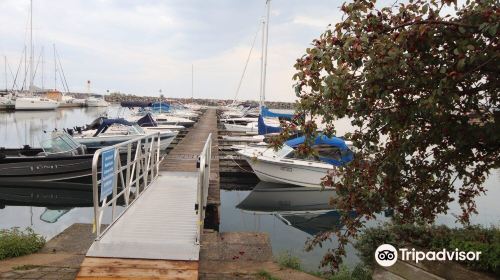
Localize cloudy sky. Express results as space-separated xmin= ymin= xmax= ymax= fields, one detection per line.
xmin=0 ymin=0 xmax=347 ymax=101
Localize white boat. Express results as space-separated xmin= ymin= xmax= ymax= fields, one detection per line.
xmin=237 ymin=135 xmax=354 ymax=188
xmin=223 ymin=122 xmax=258 ymax=132
xmin=72 ymin=118 xmax=178 ymax=150
xmin=129 ymin=113 xmax=194 ymax=127
xmin=221 ymin=135 xmax=264 ymax=142
xmin=134 ymin=113 xmax=185 ymax=131
xmin=86 ymin=96 xmax=108 ymax=107
xmin=15 ymin=97 xmax=59 ymax=110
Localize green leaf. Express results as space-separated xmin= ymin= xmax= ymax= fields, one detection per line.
xmin=459 ymin=26 xmax=466 ymax=34
xmin=457 ymin=58 xmax=466 ymax=70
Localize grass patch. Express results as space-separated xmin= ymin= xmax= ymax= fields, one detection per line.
xmin=0 ymin=227 xmax=45 ymax=260
xmin=355 ymin=223 xmax=500 ymax=275
xmin=326 ymin=264 xmax=372 ymax=280
xmin=257 ymin=270 xmax=280 ymax=280
xmin=276 ymin=251 xmax=301 ymax=270
xmin=12 ymin=264 xmax=42 ymax=271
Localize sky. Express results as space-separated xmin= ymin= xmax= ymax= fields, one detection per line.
xmin=0 ymin=0 xmax=345 ymax=102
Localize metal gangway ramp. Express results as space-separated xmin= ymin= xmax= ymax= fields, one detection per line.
xmin=76 ymin=132 xmax=212 ymax=279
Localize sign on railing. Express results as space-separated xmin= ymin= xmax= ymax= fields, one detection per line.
xmin=100 ymin=148 xmax=115 ymax=200
xmin=196 ymin=133 xmax=212 ymax=244
xmin=91 ymin=132 xmax=161 ymax=239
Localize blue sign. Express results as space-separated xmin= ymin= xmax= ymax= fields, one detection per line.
xmin=100 ymin=148 xmax=115 ymax=201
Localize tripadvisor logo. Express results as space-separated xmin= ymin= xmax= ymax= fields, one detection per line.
xmin=375 ymin=244 xmax=482 ymax=267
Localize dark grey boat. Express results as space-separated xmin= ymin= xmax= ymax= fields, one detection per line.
xmin=0 ymin=132 xmax=102 ymax=183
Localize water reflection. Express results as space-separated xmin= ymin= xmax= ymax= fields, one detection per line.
xmin=236 ymin=182 xmax=356 ymax=235
xmin=223 ymin=182 xmax=362 ymax=271
xmin=0 ymin=181 xmax=93 ymax=208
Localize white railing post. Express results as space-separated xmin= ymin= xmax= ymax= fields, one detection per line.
xmin=196 ymin=133 xmax=212 ymax=243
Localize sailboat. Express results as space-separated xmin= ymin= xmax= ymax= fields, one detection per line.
xmin=15 ymin=0 xmax=58 ymax=111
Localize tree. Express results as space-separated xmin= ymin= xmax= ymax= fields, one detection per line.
xmin=271 ymin=0 xmax=499 ymax=270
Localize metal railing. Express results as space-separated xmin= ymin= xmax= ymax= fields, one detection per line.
xmin=196 ymin=133 xmax=212 ymax=243
xmin=91 ymin=132 xmax=161 ymax=239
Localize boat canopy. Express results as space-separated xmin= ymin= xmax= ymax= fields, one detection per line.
xmin=136 ymin=113 xmax=158 ymax=127
xmin=285 ymin=134 xmax=354 ymax=165
xmin=151 ymin=102 xmax=170 ymax=112
xmin=93 ymin=118 xmax=134 ymax=136
xmin=261 ymin=106 xmax=293 ymax=119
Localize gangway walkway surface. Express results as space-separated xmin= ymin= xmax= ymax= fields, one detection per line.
xmin=76 ymin=110 xmax=215 ymax=279
xmin=85 ymin=172 xmax=200 ymax=261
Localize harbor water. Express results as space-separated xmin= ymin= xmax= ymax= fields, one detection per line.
xmin=0 ymin=107 xmax=498 ymax=272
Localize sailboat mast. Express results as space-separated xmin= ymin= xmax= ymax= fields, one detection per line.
xmin=4 ymin=56 xmax=7 ymax=91
xmin=53 ymin=44 xmax=56 ymax=90
xmin=29 ymin=0 xmax=33 ymax=94
xmin=191 ymin=64 xmax=194 ymax=101
xmin=41 ymin=47 xmax=44 ymax=90
xmin=259 ymin=19 xmax=265 ymax=108
xmin=262 ymin=0 xmax=271 ymax=107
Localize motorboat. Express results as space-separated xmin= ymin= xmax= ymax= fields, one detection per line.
xmin=129 ymin=113 xmax=195 ymax=127
xmin=135 ymin=113 xmax=185 ymax=131
xmin=223 ymin=121 xmax=258 ymax=132
xmin=237 ymin=134 xmax=354 ymax=188
xmin=15 ymin=97 xmax=59 ymax=110
xmin=71 ymin=117 xmax=178 ymax=150
xmin=0 ymin=132 xmax=97 ymax=182
xmin=86 ymin=96 xmax=109 ymax=107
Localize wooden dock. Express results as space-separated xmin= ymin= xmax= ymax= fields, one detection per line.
xmin=161 ymin=108 xmax=221 ymax=229
xmin=76 ymin=109 xmax=220 ymax=280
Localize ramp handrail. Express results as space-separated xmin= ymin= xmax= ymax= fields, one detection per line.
xmin=91 ymin=132 xmax=161 ymax=239
xmin=196 ymin=133 xmax=212 ymax=243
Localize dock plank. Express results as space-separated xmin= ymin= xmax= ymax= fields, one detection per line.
xmin=77 ymin=257 xmax=198 ymax=279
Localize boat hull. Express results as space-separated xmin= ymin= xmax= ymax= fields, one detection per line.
xmin=75 ymin=133 xmax=176 ymax=150
xmin=223 ymin=123 xmax=257 ymax=132
xmin=240 ymin=155 xmax=332 ymax=188
xmin=0 ymin=156 xmax=94 ymax=182
xmin=15 ymin=98 xmax=58 ymax=110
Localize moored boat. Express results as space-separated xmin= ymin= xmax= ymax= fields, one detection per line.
xmin=237 ymin=135 xmax=354 ymax=188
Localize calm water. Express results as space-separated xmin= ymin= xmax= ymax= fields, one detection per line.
xmin=0 ymin=107 xmax=498 ymax=271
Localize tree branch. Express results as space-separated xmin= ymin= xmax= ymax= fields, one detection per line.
xmin=388 ymin=20 xmax=477 ymax=31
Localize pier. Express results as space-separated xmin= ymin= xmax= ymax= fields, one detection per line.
xmin=75 ymin=109 xmax=219 ymax=279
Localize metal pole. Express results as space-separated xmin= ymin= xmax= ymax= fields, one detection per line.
xmin=29 ymin=0 xmax=33 ymax=93
xmin=191 ymin=64 xmax=194 ymax=101
xmin=262 ymin=0 xmax=271 ymax=107
xmin=259 ymin=19 xmax=265 ymax=108
xmin=53 ymin=44 xmax=56 ymax=90
xmin=41 ymin=47 xmax=44 ymax=90
xmin=4 ymin=56 xmax=7 ymax=92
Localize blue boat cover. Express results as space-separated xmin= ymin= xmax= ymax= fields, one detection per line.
xmin=258 ymin=115 xmax=281 ymax=135
xmin=261 ymin=106 xmax=293 ymax=119
xmin=285 ymin=134 xmax=354 ymax=166
xmin=93 ymin=118 xmax=134 ymax=136
xmin=136 ymin=113 xmax=158 ymax=127
xmin=151 ymin=102 xmax=170 ymax=112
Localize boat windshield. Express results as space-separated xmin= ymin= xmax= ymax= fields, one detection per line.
xmin=133 ymin=123 xmax=146 ymax=134
xmin=40 ymin=133 xmax=81 ymax=154
xmin=275 ymin=145 xmax=294 ymax=158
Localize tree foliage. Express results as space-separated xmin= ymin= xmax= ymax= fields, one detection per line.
xmin=271 ymin=0 xmax=499 ymax=270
